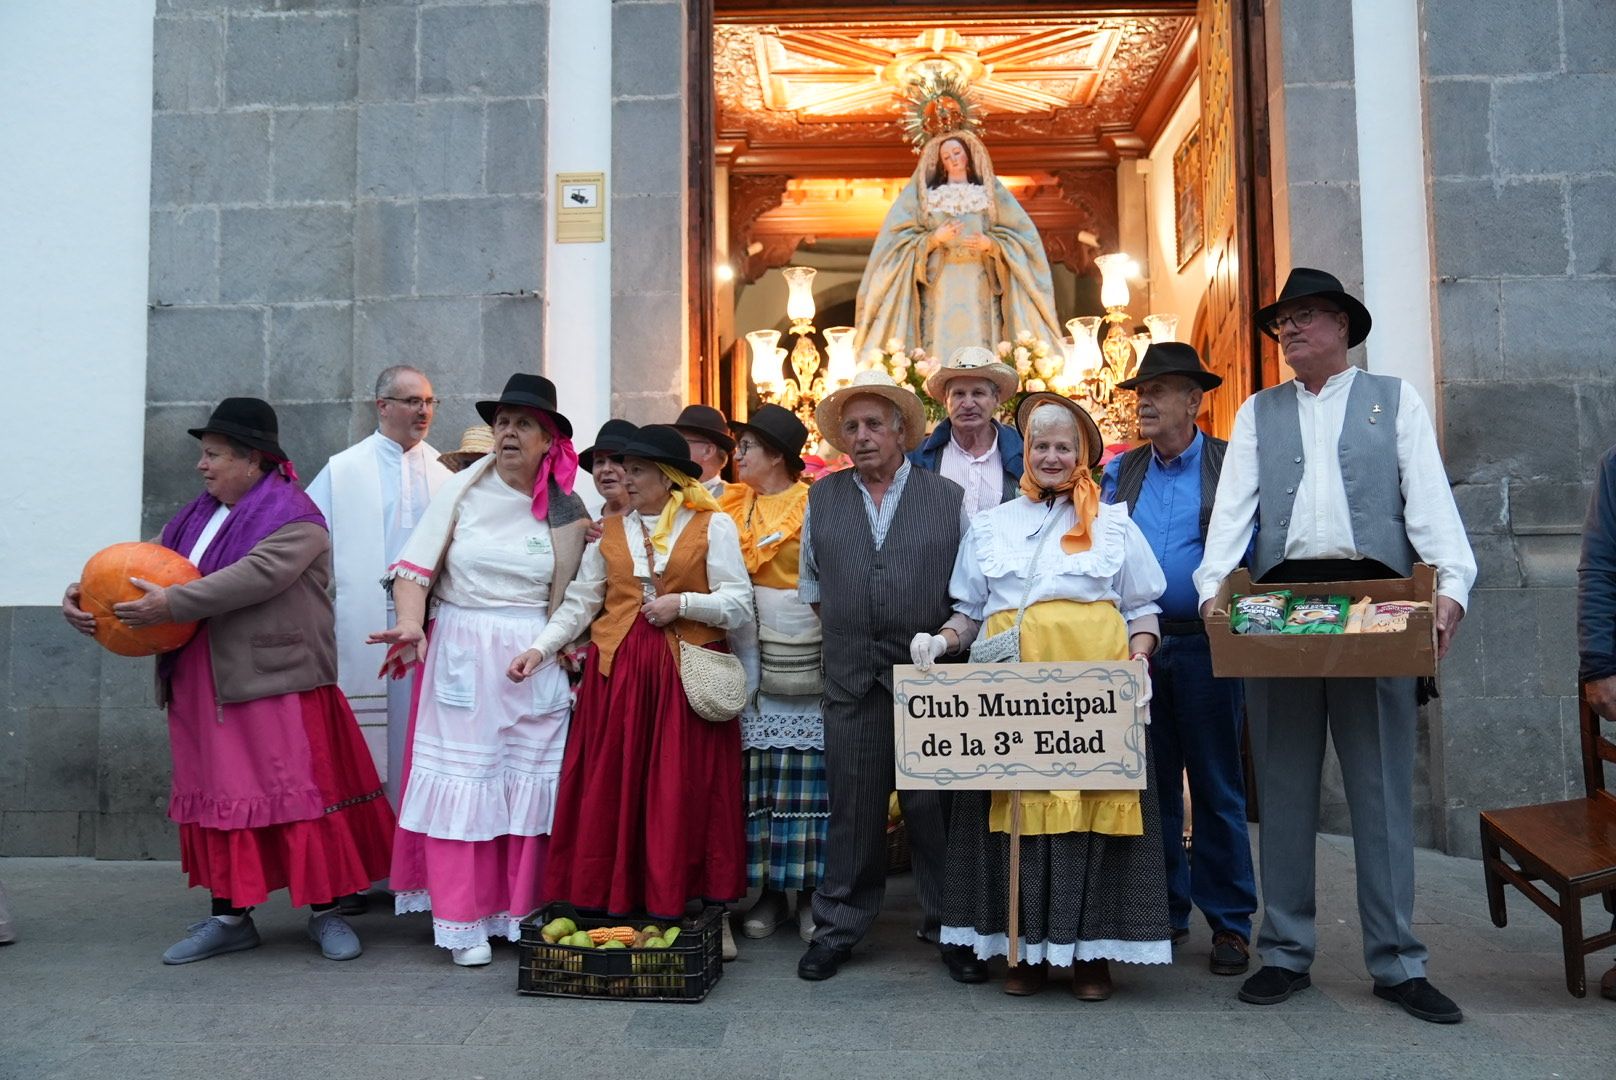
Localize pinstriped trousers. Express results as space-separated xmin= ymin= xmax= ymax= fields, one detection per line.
xmin=810 ymin=685 xmax=950 ymax=951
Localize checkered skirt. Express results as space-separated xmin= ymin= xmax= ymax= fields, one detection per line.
xmin=744 ymin=746 xmax=830 ymax=891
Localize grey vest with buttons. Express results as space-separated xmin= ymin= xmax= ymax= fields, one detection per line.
xmin=1251 ymin=371 xmax=1416 ymax=581
xmin=809 ymin=467 xmax=964 ymax=704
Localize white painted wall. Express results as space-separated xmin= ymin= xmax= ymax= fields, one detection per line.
xmin=545 ymin=0 xmax=613 ymax=510
xmin=1352 ymin=0 xmax=1438 ymax=417
xmin=1143 ymin=79 xmax=1211 ymax=333
xmin=0 ymin=2 xmax=155 ymax=605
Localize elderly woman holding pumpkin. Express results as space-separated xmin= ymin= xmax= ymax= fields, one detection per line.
xmin=369 ymin=375 xmax=589 ymax=967
xmin=911 ymin=393 xmax=1170 ymax=1002
xmin=508 ymin=424 xmax=753 ymax=953
xmin=61 ymin=398 xmax=395 ymax=965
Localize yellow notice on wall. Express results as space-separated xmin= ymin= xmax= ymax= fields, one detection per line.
xmin=556 ymin=172 xmax=605 ymax=243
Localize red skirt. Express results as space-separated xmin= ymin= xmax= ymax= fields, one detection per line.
xmin=545 ymin=617 xmax=745 ymax=919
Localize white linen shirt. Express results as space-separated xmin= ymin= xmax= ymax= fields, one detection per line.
xmin=529 ymin=505 xmax=753 ymax=657
xmin=950 ymin=497 xmax=1165 ymax=626
xmin=940 ymin=433 xmax=1004 ymax=519
xmin=1193 ymin=366 xmax=1477 ymax=609
xmin=432 ymin=470 xmax=554 ymax=611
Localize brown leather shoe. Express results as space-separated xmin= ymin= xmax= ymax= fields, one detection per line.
xmin=1210 ymin=931 xmax=1251 ymax=976
xmin=1070 ymin=958 xmax=1113 ymax=1001
xmin=1601 ymin=962 xmax=1615 ymax=1002
xmin=1003 ymin=961 xmax=1048 ymax=996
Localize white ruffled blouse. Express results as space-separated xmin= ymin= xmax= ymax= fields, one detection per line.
xmin=949 ymin=497 xmax=1165 ymax=626
xmin=926 ymin=181 xmax=991 ymax=215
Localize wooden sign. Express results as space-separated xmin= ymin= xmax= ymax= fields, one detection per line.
xmin=892 ymin=660 xmax=1149 ymax=791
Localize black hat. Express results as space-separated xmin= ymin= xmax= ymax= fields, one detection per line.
xmin=475 ymin=373 xmax=572 ymax=438
xmin=579 ymin=419 xmax=639 ymax=472
xmin=670 ymin=404 xmax=735 ymax=453
xmin=188 ymin=397 xmax=287 ymax=460
xmin=1255 ymin=267 xmax=1372 ymax=348
xmin=729 ymin=404 xmax=807 ymax=474
xmin=1116 ymin=342 xmax=1223 ymax=392
xmin=613 ymin=424 xmax=701 ymax=478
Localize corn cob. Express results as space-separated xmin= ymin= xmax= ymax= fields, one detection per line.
xmin=586 ymin=925 xmax=637 ymax=945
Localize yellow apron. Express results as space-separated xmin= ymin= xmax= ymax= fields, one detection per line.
xmin=985 ymin=599 xmax=1143 ymax=837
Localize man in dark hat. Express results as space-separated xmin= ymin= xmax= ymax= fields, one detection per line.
xmin=1102 ymin=342 xmax=1256 ymax=979
xmin=671 ymin=404 xmax=736 ymax=499
xmin=1193 ymin=268 xmax=1476 ymax=1023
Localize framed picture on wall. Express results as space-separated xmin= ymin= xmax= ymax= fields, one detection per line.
xmin=1174 ymin=124 xmax=1203 ymax=270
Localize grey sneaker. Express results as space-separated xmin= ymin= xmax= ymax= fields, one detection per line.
xmin=308 ymin=911 xmax=362 ymax=961
xmin=162 ymin=916 xmax=260 ymax=965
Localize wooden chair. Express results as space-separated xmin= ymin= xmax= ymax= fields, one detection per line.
xmin=1479 ymin=688 xmax=1616 ymax=997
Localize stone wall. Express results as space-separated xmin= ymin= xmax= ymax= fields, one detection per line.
xmin=1423 ymin=0 xmax=1615 ymax=856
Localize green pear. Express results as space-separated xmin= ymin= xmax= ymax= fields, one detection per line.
xmin=645 ymin=936 xmax=668 ymax=949
xmin=601 ymin=939 xmax=627 ymax=950
xmin=662 ymin=926 xmax=681 ymax=945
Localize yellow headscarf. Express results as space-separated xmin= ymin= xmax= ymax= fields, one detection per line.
xmin=646 ymin=463 xmax=721 ymax=556
xmin=1017 ymin=403 xmax=1100 ymax=555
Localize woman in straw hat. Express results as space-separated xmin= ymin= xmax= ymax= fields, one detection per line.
xmin=509 ymin=424 xmax=753 ymax=950
xmin=915 ymin=393 xmax=1171 ymax=1001
xmin=437 ymin=424 xmax=494 ymax=474
xmin=370 ymin=374 xmax=590 ymax=966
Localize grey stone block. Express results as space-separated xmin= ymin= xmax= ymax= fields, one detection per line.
xmin=1467 ymin=534 xmax=1523 ymax=590
xmin=0 ymin=706 xmax=25 ymax=812
xmin=610 ymin=289 xmax=683 ymax=402
xmin=1509 ymin=481 xmax=1592 ymax=531
xmin=272 ymin=107 xmax=356 ymax=202
xmin=153 ymin=15 xmax=223 ymax=111
xmin=1423 ymin=0 xmax=1562 ymax=76
xmin=0 ymin=811 xmax=82 ymax=856
xmin=149 ymin=209 xmax=219 ymax=306
xmin=486 ymin=99 xmax=545 ymax=196
xmin=358 ymin=5 xmax=416 ymax=103
xmin=269 ymin=304 xmax=353 ymax=402
xmin=94 ymin=812 xmax=179 ymax=861
xmin=142 ymin=404 xmax=220 ymax=537
xmin=1425 ymin=80 xmax=1491 ymax=178
xmin=482 ymin=296 xmax=543 ymax=385
xmin=357 ymin=102 xmax=483 ymax=197
xmin=1439 ymin=588 xmax=1486 ymax=695
xmin=1577 ymin=382 xmax=1616 ymax=467
xmin=354 ymin=298 xmax=484 ymax=401
xmin=147 ymin=306 xmax=267 ymax=405
xmin=151 ymin=112 xmax=272 ymax=205
xmin=613 ymin=98 xmax=685 ymax=197
xmin=1477 ymin=588 xmax=1540 ymax=699
xmin=610 ymin=194 xmax=682 ymax=295
xmin=1435 ymin=279 xmax=1502 ymax=382
xmin=22 ymin=708 xmax=99 ymax=812
xmin=1568 ymin=177 xmax=1616 ymax=276
xmin=1536 ymin=589 xmax=1579 ymax=698
xmin=1280 ymin=86 xmax=1357 ymax=185
xmin=1494 ymin=76 xmax=1616 ymax=175
xmin=225 ymin=12 xmax=358 ymax=106
xmin=8 ymin=609 xmax=101 ymax=711
xmin=416 ymin=197 xmax=543 ymax=296
xmin=1431 ymin=179 xmax=1568 ymax=279
xmin=419 ymin=3 xmax=546 ymax=98
xmin=275 ymin=402 xmax=354 ymax=482
xmin=220 ymin=205 xmax=355 ymax=303
xmin=1441 ymin=693 xmax=1568 ymax=811
xmin=1565 ymin=0 xmax=1616 ymax=73
xmin=355 ymin=199 xmax=415 ymax=297
xmin=1444 ymin=380 xmax=1579 ymax=483
xmin=1518 ymin=533 xmax=1580 ymax=590
xmin=99 ymin=648 xmax=156 ymax=710
xmin=612 ymin=2 xmax=683 ymax=98
xmin=1452 ymin=479 xmax=1508 ymax=534
xmin=1501 ymin=278 xmax=1616 ymax=378
xmin=1281 ymin=182 xmax=1362 ymax=279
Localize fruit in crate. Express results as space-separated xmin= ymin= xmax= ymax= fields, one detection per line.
xmin=645 ymin=936 xmax=668 ymax=949
xmin=539 ymin=916 xmax=578 ymax=943
xmin=587 ymin=925 xmax=637 ymax=945
xmin=601 ymin=940 xmax=627 ymax=950
xmin=663 ymin=926 xmax=681 ymax=945
xmin=562 ymin=931 xmax=595 ymax=948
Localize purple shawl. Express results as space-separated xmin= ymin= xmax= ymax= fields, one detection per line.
xmin=160 ymin=470 xmax=327 ymax=575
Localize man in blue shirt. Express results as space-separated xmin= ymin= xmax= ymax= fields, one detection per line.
xmin=1101 ymin=342 xmax=1257 ymax=976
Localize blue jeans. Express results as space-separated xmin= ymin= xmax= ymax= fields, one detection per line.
xmin=1149 ymin=632 xmax=1257 ymax=939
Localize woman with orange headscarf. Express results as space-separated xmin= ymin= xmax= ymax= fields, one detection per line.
xmin=911 ymin=393 xmax=1170 ymax=1003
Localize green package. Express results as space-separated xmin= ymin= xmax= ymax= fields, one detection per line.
xmin=1281 ymin=594 xmax=1350 ymax=634
xmin=1231 ymin=591 xmax=1290 ymax=635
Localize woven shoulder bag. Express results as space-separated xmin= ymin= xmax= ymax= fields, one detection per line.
xmin=640 ymin=524 xmax=748 ymax=722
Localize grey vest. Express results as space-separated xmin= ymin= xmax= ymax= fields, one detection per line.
xmin=810 ymin=467 xmax=964 ymax=703
xmin=1111 ymin=434 xmax=1228 ymax=542
xmin=1251 ymin=370 xmax=1416 ymax=581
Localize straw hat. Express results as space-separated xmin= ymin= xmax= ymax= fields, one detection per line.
xmin=1014 ymin=392 xmax=1104 ymax=468
xmin=437 ymin=424 xmax=494 ymax=472
xmin=815 ymin=370 xmax=927 ymax=454
xmin=923 ymin=345 xmax=1020 ymax=401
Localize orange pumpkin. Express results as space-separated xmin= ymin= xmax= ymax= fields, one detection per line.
xmin=79 ymin=542 xmax=203 ymax=657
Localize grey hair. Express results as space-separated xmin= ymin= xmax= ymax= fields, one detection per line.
xmin=375 ymin=364 xmax=426 ymax=399
xmin=1026 ymin=402 xmax=1080 ymax=440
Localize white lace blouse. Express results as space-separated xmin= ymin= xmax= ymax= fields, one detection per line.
xmin=926 ymin=182 xmax=991 ymax=215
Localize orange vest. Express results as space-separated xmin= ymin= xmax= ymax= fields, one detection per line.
xmin=592 ymin=512 xmax=725 ymax=677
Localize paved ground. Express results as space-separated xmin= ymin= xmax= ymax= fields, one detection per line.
xmin=1 ymin=833 xmax=1612 ymax=1080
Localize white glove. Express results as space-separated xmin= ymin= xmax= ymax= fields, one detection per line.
xmin=910 ymin=632 xmax=948 ymax=671
xmin=1135 ymin=661 xmax=1153 ymax=718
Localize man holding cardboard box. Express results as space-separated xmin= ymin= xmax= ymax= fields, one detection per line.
xmin=1192 ymin=268 xmax=1476 ymax=1023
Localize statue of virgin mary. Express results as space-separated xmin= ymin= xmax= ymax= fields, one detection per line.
xmin=854 ymin=78 xmax=1064 ymax=361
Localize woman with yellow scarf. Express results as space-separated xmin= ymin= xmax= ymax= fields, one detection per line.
xmin=510 ymin=424 xmax=753 ymax=938
xmin=924 ymin=393 xmax=1170 ymax=1002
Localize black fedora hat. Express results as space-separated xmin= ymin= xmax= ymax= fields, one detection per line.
xmin=729 ymin=403 xmax=807 ymax=474
xmin=613 ymin=424 xmax=701 ymax=478
xmin=188 ymin=397 xmax=287 ymax=460
xmin=1255 ymin=267 xmax=1372 ymax=348
xmin=1116 ymin=342 xmax=1223 ymax=392
xmin=670 ymin=404 xmax=736 ymax=453
xmin=476 ymin=373 xmax=572 ymax=438
xmin=579 ymin=419 xmax=639 ymax=471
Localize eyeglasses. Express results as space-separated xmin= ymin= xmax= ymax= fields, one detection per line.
xmin=1261 ymin=307 xmax=1338 ymax=336
xmin=734 ymin=438 xmax=762 ymax=456
xmin=381 ymin=396 xmax=440 ymax=410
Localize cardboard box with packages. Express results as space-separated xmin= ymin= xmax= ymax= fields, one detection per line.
xmin=1206 ymin=564 xmax=1437 ymax=679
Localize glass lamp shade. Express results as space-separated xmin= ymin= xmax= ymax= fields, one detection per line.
xmin=782 ymin=266 xmax=818 ymax=325
xmin=1094 ymin=253 xmax=1131 ymax=310
xmin=1130 ymin=332 xmax=1153 ymax=374
xmin=746 ymin=329 xmax=783 ymax=392
xmin=823 ymin=326 xmax=857 ymax=386
xmin=1067 ymin=316 xmax=1104 ymax=373
xmin=1144 ymin=313 xmax=1179 ymax=343
xmin=1056 ymin=336 xmax=1080 ymax=392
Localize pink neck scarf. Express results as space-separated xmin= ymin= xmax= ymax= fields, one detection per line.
xmin=525 ymin=407 xmax=578 ymax=521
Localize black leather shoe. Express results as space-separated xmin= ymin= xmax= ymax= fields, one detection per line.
xmin=797 ymin=942 xmax=852 ymax=981
xmin=1373 ymin=977 xmax=1463 ymax=1024
xmin=1237 ymin=965 xmax=1311 ymax=1005
xmin=940 ymin=944 xmax=989 ymax=984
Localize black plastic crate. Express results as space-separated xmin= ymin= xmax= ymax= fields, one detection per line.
xmin=516 ymin=902 xmax=724 ymax=1003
